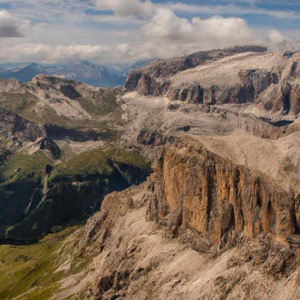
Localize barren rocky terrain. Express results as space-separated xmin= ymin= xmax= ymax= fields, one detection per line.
xmin=0 ymin=46 xmax=300 ymax=299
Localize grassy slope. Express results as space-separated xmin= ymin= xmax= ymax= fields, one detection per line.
xmin=0 ymin=85 xmax=149 ymax=298
xmin=0 ymin=92 xmax=42 ymax=123
xmin=0 ymin=227 xmax=91 ymax=300
xmin=51 ymin=147 xmax=150 ymax=178
xmin=1 ymin=151 xmax=51 ymax=185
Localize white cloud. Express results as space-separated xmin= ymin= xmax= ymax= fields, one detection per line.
xmin=267 ymin=29 xmax=285 ymax=44
xmin=0 ymin=42 xmax=153 ymax=64
xmin=143 ymin=9 xmax=194 ymax=41
xmin=142 ymin=10 xmax=260 ymax=54
xmin=191 ymin=16 xmax=258 ymax=48
xmin=0 ymin=43 xmax=112 ymax=63
xmin=94 ymin=0 xmax=155 ymax=17
xmin=0 ymin=9 xmax=28 ymax=37
xmin=0 ymin=0 xmax=298 ymax=64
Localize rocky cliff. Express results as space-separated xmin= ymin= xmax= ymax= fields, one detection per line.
xmin=125 ymin=46 xmax=267 ymax=94
xmin=148 ymin=140 xmax=297 ymax=246
xmin=0 ymin=109 xmax=45 ymax=144
xmin=126 ymin=47 xmax=300 ymax=117
xmin=67 ymin=137 xmax=299 ymax=300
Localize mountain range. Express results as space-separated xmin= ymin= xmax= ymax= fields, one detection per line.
xmin=0 ymin=45 xmax=300 ymax=299
xmin=0 ymin=60 xmax=132 ymax=87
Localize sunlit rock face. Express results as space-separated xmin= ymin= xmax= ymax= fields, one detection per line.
xmin=148 ymin=141 xmax=296 ymax=245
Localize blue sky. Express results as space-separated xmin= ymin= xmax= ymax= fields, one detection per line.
xmin=0 ymin=0 xmax=299 ymax=64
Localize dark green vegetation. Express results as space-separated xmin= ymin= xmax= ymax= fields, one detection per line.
xmin=0 ymin=147 xmax=150 ymax=241
xmin=0 ymin=79 xmax=151 ymax=242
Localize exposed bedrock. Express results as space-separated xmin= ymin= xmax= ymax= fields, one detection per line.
xmin=148 ymin=141 xmax=299 ymax=246
xmin=0 ymin=109 xmax=45 ymax=143
xmin=125 ymin=46 xmax=268 ymax=93
xmin=125 ymin=49 xmax=300 ymax=116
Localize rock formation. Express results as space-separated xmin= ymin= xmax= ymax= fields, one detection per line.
xmin=148 ymin=140 xmax=296 ymax=245
xmin=126 ymin=47 xmax=300 ymax=117
xmin=0 ymin=46 xmax=300 ymax=299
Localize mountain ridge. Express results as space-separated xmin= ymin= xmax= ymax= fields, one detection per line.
xmin=0 ymin=46 xmax=300 ymax=299
xmin=0 ymin=60 xmax=127 ymax=87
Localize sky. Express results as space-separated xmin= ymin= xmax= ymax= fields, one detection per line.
xmin=0 ymin=0 xmax=299 ymax=64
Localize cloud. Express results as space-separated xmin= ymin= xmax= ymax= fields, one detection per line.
xmin=0 ymin=0 xmax=298 ymax=64
xmin=0 ymin=43 xmax=111 ymax=63
xmin=164 ymin=3 xmax=299 ymax=20
xmin=94 ymin=0 xmax=155 ymax=17
xmin=0 ymin=10 xmax=26 ymax=37
xmin=0 ymin=12 xmax=273 ymax=64
xmin=143 ymin=8 xmax=194 ymax=41
xmin=191 ymin=16 xmax=258 ymax=47
xmin=267 ymin=29 xmax=286 ymax=44
xmin=0 ymin=42 xmax=152 ymax=64
xmin=142 ymin=9 xmax=260 ymax=52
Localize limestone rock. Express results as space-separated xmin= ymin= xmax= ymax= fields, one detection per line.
xmin=125 ymin=47 xmax=300 ymax=116
xmin=148 ymin=140 xmax=297 ymax=245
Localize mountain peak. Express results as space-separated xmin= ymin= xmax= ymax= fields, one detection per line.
xmin=0 ymin=60 xmax=127 ymax=87
xmin=25 ymin=63 xmax=44 ymax=70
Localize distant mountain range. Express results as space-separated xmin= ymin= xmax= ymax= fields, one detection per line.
xmin=0 ymin=60 xmax=148 ymax=87
xmin=104 ymin=60 xmax=152 ymax=77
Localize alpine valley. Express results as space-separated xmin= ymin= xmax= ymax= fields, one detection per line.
xmin=0 ymin=45 xmax=300 ymax=300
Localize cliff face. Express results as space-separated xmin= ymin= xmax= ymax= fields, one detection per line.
xmin=148 ymin=141 xmax=298 ymax=246
xmin=0 ymin=110 xmax=45 ymax=143
xmin=125 ymin=46 xmax=267 ymax=93
xmin=76 ymin=165 xmax=299 ymax=300
xmin=125 ymin=48 xmax=300 ymax=116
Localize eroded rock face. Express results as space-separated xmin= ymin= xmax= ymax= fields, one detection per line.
xmin=148 ymin=141 xmax=297 ymax=245
xmin=0 ymin=78 xmax=23 ymax=93
xmin=0 ymin=110 xmax=45 ymax=144
xmin=125 ymin=48 xmax=300 ymax=116
xmin=167 ymin=85 xmax=204 ymax=103
xmin=77 ymin=178 xmax=299 ymax=300
xmin=125 ymin=46 xmax=267 ymax=94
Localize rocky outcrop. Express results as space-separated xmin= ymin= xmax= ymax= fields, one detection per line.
xmin=0 ymin=110 xmax=45 ymax=144
xmin=148 ymin=141 xmax=298 ymax=246
xmin=77 ymin=173 xmax=299 ymax=300
xmin=167 ymin=85 xmax=205 ymax=103
xmin=125 ymin=45 xmax=267 ymax=94
xmin=143 ymin=67 xmax=282 ymax=105
xmin=125 ymin=47 xmax=300 ymax=117
xmin=0 ymin=78 xmax=23 ymax=93
xmin=39 ymin=137 xmax=61 ymax=159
